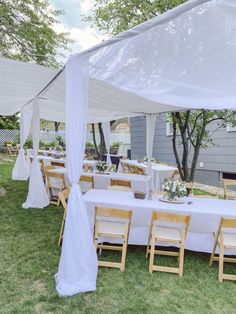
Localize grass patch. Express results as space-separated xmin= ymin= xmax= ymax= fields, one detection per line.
xmin=193 ymin=188 xmax=216 ymax=196
xmin=1 ymin=161 xmax=236 ymax=313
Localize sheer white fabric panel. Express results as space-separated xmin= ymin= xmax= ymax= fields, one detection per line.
xmin=146 ymin=114 xmax=157 ymax=190
xmin=55 ymin=54 xmax=98 ymax=297
xmin=12 ymin=105 xmax=32 ymax=180
xmin=22 ymin=98 xmax=49 ymax=209
xmin=102 ymin=121 xmax=112 ymax=166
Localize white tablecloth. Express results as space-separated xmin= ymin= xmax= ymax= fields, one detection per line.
xmin=83 ymin=189 xmax=236 ymax=254
xmin=47 ymin=168 xmax=151 ymax=193
xmin=118 ymin=160 xmax=177 ymax=191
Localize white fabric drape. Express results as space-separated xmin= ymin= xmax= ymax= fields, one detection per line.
xmin=12 ymin=105 xmax=32 ymax=180
xmin=22 ymin=97 xmax=49 ymax=209
xmin=55 ymin=54 xmax=98 ymax=297
xmin=146 ymin=114 xmax=157 ymax=191
xmin=102 ymin=121 xmax=112 ymax=166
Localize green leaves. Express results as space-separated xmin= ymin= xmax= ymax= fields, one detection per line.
xmin=0 ymin=0 xmax=71 ymax=67
xmin=83 ymin=0 xmax=186 ymax=36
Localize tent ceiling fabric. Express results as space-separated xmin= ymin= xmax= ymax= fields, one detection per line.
xmin=1 ymin=0 xmax=236 ymax=122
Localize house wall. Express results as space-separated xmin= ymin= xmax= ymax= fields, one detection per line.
xmin=130 ymin=115 xmax=236 ymax=187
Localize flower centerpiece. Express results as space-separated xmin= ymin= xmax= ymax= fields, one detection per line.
xmin=162 ymin=179 xmax=187 ymax=202
xmin=143 ymin=156 xmax=158 ymax=163
xmin=95 ymin=160 xmax=108 ymax=173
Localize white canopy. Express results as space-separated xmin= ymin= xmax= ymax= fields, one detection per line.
xmin=2 ymin=0 xmax=236 ymax=122
xmin=4 ymin=0 xmax=236 ymax=297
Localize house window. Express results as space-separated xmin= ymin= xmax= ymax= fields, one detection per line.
xmin=227 ymin=124 xmax=236 ymax=132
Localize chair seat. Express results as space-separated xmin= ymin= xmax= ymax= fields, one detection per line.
xmin=107 ymin=185 xmax=131 ymax=192
xmin=97 ymin=221 xmax=126 ymax=236
xmin=155 ymin=226 xmax=181 ymax=242
xmin=220 ymin=232 xmax=236 ymax=248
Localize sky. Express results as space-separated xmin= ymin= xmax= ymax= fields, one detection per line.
xmin=49 ymin=0 xmax=107 ymax=59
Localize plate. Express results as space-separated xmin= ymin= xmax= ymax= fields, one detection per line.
xmin=159 ymin=198 xmax=185 ymax=204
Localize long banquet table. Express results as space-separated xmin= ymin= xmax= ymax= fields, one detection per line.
xmin=118 ymin=160 xmax=177 ymax=191
xmin=83 ymin=189 xmax=236 ymax=255
xmin=48 ymin=167 xmax=151 ymax=193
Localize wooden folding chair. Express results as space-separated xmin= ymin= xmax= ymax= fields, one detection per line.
xmin=146 ymin=211 xmax=191 ymax=277
xmin=120 ymin=161 xmax=130 ymax=173
xmin=16 ymin=144 xmax=21 ymax=154
xmin=80 ymin=175 xmax=94 ymax=193
xmin=223 ymin=179 xmax=236 ymax=200
xmin=184 ymin=181 xmax=193 ymax=195
xmin=51 ymin=160 xmax=65 ymax=167
xmin=94 ymin=207 xmax=132 ymax=271
xmin=209 ymin=217 xmax=236 ymax=282
xmin=127 ymin=164 xmax=137 ymax=174
xmin=135 ymin=165 xmax=146 ymax=175
xmin=108 ymin=179 xmax=132 ymax=192
xmin=45 ymin=170 xmax=66 ymax=206
xmin=58 ymin=187 xmax=70 ymax=247
xmin=6 ymin=144 xmax=16 ymax=156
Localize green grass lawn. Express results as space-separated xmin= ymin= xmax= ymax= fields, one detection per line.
xmin=1 ymin=160 xmax=236 ymax=313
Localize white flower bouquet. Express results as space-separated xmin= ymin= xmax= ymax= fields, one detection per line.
xmin=96 ymin=160 xmax=108 ymax=173
xmin=162 ymin=179 xmax=187 ymax=200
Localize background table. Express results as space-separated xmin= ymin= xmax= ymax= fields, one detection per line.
xmin=118 ymin=160 xmax=177 ymax=191
xmin=83 ymin=189 xmax=236 ymax=254
xmin=48 ymin=168 xmax=151 ymax=193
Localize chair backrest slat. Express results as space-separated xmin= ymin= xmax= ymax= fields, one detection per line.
xmin=221 ymin=217 xmax=236 ymax=229
xmin=111 ymin=179 xmax=131 ymax=188
xmin=95 ymin=206 xmax=132 ymax=220
xmin=152 ymin=211 xmax=191 ymax=226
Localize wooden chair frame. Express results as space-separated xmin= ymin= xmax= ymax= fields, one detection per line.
xmin=58 ymin=187 xmax=70 ymax=247
xmin=209 ymin=217 xmax=236 ymax=282
xmin=51 ymin=160 xmax=65 ymax=167
xmin=6 ymin=144 xmax=17 ymax=156
xmin=111 ymin=179 xmax=131 ymax=188
xmin=184 ymin=181 xmax=193 ymax=195
xmin=223 ymin=179 xmax=236 ymax=200
xmin=80 ymin=175 xmax=94 ymax=193
xmin=108 ymin=179 xmax=132 ymax=192
xmin=146 ymin=211 xmax=191 ymax=277
xmin=120 ymin=160 xmax=129 ymax=173
xmin=45 ymin=170 xmax=66 ymax=206
xmin=94 ymin=207 xmax=132 ymax=271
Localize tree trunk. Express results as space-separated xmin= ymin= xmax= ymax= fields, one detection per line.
xmin=98 ymin=122 xmax=106 ymax=159
xmin=54 ymin=121 xmax=60 ymax=132
xmin=92 ymin=123 xmax=99 ymax=159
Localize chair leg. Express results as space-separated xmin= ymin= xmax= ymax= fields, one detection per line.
xmin=120 ymin=236 xmax=128 ymax=271
xmin=209 ymin=236 xmax=218 ymax=266
xmin=179 ymin=241 xmax=185 ymax=277
xmin=58 ymin=215 xmax=65 ymax=247
xmin=219 ymin=234 xmax=224 ymax=283
xmin=149 ymin=229 xmax=155 ymax=273
xmin=146 ymin=228 xmax=151 ymax=258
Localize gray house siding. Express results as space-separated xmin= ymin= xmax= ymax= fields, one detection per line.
xmin=130 ymin=115 xmax=236 ymax=187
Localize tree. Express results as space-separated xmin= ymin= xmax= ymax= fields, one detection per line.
xmin=0 ymin=0 xmax=71 ymax=130
xmin=91 ymin=121 xmax=116 ymax=159
xmin=171 ymin=110 xmax=236 ymax=182
xmin=83 ymin=0 xmax=185 ymax=36
xmin=0 ymin=0 xmax=71 ymax=67
xmin=0 ymin=115 xmax=19 ymax=129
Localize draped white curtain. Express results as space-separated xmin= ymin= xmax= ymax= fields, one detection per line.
xmin=12 ymin=105 xmax=32 ymax=180
xmin=55 ymin=54 xmax=98 ymax=296
xmin=102 ymin=121 xmax=112 ymax=166
xmin=146 ymin=114 xmax=157 ymax=190
xmin=22 ymin=97 xmax=49 ymax=209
